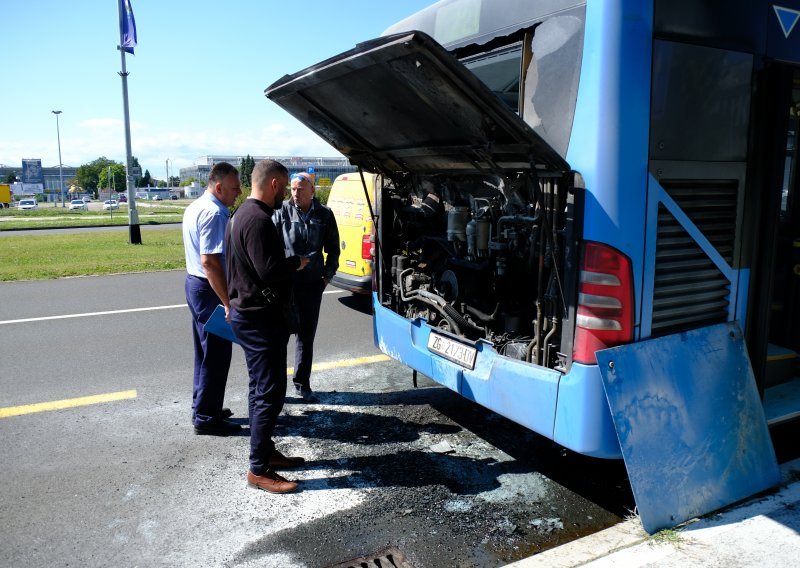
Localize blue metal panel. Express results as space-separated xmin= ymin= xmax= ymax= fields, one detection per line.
xmin=566 ymin=0 xmax=653 ymax=328
xmin=553 ymin=362 xmax=622 ymax=459
xmin=596 ymin=322 xmax=780 ymax=534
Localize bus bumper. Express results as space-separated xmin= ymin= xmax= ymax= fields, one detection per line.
xmin=373 ymin=295 xmax=622 ymax=458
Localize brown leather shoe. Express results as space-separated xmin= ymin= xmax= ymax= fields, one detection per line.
xmin=268 ymin=450 xmax=306 ymax=469
xmin=247 ymin=470 xmax=298 ymax=494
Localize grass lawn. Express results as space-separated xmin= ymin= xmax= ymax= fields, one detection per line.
xmin=0 ymin=202 xmax=185 ymax=230
xmin=0 ymin=227 xmax=186 ymax=281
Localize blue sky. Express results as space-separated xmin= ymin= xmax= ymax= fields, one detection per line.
xmin=0 ymin=0 xmax=434 ymax=178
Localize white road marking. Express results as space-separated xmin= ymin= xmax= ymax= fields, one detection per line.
xmin=0 ymin=290 xmax=344 ymax=325
xmin=0 ymin=304 xmax=187 ymax=325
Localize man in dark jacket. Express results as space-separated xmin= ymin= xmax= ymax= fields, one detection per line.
xmin=226 ymin=159 xmax=309 ymax=494
xmin=273 ymin=172 xmax=340 ymax=401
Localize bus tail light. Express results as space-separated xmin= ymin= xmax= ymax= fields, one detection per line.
xmin=573 ymin=241 xmax=634 ymax=364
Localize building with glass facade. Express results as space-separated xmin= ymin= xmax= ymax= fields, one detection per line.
xmin=178 ymin=155 xmax=356 ymax=185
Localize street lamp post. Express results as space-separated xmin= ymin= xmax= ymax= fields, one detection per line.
xmin=52 ymin=110 xmax=65 ymax=207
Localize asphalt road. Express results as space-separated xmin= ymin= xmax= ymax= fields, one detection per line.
xmin=0 ymin=271 xmax=632 ymax=567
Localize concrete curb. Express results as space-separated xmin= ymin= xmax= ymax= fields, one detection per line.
xmin=508 ymin=458 xmax=800 ymax=568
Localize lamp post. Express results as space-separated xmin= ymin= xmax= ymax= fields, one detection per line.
xmin=52 ymin=110 xmax=65 ymax=207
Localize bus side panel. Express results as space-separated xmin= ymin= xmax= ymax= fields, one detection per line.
xmin=374 ymin=296 xmax=560 ymax=440
xmin=553 ymin=363 xmax=623 ymax=459
xmin=566 ymin=0 xmax=654 ymax=322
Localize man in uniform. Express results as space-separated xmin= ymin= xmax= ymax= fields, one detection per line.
xmin=182 ymin=162 xmax=241 ymax=436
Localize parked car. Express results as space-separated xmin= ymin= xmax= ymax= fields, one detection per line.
xmin=81 ymin=196 xmax=91 ymax=204
xmin=102 ymin=200 xmax=119 ymax=210
xmin=17 ymin=198 xmax=38 ymax=210
xmin=68 ymin=199 xmax=88 ymax=211
xmin=118 ymin=194 xmax=128 ymax=203
xmin=152 ymin=195 xmax=163 ymax=201
xmin=170 ymin=195 xmax=178 ymax=200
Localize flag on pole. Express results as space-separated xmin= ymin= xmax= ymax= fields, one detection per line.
xmin=119 ymin=0 xmax=138 ymax=54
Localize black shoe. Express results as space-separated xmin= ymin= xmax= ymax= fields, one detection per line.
xmin=194 ymin=419 xmax=241 ymax=436
xmin=192 ymin=408 xmax=234 ymax=421
xmin=294 ymin=384 xmax=318 ymax=403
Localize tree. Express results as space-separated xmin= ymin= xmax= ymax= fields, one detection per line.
xmin=96 ymin=162 xmax=126 ymax=193
xmin=239 ymin=155 xmax=255 ymax=187
xmin=179 ymin=176 xmax=198 ymax=187
xmin=138 ymin=169 xmax=152 ymax=188
xmin=4 ymin=172 xmax=17 ymax=183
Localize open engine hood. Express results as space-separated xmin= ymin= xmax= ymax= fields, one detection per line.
xmin=265 ymin=31 xmax=568 ymax=174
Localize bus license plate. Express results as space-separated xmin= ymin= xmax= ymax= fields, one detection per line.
xmin=427 ymin=332 xmax=477 ymax=370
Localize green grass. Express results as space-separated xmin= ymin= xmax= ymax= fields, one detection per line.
xmin=649 ymin=528 xmax=684 ymax=547
xmin=0 ymin=203 xmax=184 ymax=230
xmin=0 ymin=227 xmax=186 ymax=281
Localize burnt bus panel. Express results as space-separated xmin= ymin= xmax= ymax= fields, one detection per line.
xmin=650 ymin=40 xmax=753 ymax=163
xmin=265 ymin=31 xmax=568 ymax=174
xmin=597 ymin=321 xmax=780 ymax=534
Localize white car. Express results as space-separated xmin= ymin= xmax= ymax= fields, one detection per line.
xmin=102 ymin=200 xmax=120 ymax=210
xmin=17 ymin=199 xmax=38 ymax=210
xmin=68 ymin=199 xmax=88 ymax=211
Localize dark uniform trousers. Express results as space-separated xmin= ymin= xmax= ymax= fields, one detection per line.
xmin=230 ymin=308 xmax=289 ymax=476
xmin=292 ymin=279 xmax=326 ymax=389
xmin=185 ymin=275 xmax=232 ymax=426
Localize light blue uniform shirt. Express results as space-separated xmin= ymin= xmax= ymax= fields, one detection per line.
xmin=182 ymin=190 xmax=229 ymax=278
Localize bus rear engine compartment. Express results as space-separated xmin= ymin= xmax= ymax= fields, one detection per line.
xmin=381 ymin=172 xmax=576 ymax=371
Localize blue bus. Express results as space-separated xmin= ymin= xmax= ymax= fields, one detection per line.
xmin=267 ymin=0 xmax=798 ymax=527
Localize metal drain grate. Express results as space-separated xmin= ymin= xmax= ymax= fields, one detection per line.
xmin=324 ymin=546 xmax=415 ymax=568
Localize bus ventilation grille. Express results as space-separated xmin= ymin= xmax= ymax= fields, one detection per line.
xmin=652 ymin=180 xmax=738 ymax=336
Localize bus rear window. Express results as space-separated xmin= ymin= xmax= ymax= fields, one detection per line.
xmin=459 ymin=10 xmax=585 ymax=158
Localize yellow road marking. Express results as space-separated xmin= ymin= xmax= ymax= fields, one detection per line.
xmin=0 ymin=390 xmax=138 ymax=419
xmin=0 ymin=355 xmax=391 ymax=419
xmin=287 ymin=353 xmax=391 ymax=375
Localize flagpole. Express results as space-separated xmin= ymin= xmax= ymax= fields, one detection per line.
xmin=117 ymin=1 xmax=142 ymax=245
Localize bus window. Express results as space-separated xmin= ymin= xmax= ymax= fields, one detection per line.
xmin=459 ymin=12 xmax=584 ymax=158
xmin=462 ymin=44 xmax=523 ymax=113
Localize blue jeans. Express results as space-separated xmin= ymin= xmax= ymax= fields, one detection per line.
xmin=230 ymin=308 xmax=289 ymax=476
xmin=185 ymin=275 xmax=232 ymax=426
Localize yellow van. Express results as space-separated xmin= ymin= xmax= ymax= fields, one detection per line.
xmin=327 ymin=172 xmax=377 ymax=294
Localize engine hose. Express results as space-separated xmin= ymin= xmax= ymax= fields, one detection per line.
xmin=443 ymin=302 xmax=483 ymax=337
xmin=464 ymin=302 xmax=501 ymax=324
xmin=542 ymin=317 xmax=559 ymax=368
xmin=398 ymin=269 xmax=463 ymax=334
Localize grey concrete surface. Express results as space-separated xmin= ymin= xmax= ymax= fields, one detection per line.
xmin=511 ymin=458 xmax=800 ymax=568
xmin=0 ymin=271 xmax=632 ymax=567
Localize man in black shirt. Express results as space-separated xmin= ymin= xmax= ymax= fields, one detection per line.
xmin=226 ymin=159 xmax=309 ymax=494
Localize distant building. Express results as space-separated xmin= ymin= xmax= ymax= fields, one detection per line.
xmin=0 ymin=163 xmax=78 ymax=202
xmin=179 ymin=155 xmax=355 ymax=185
